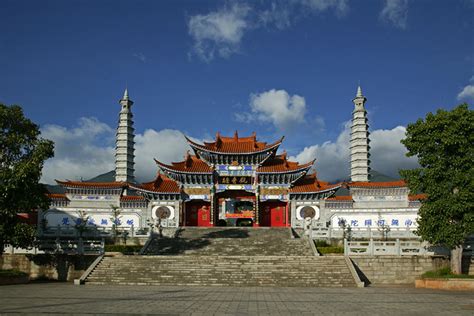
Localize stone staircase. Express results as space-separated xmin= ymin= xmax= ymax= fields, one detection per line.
xmin=81 ymin=228 xmax=361 ymax=287
xmin=84 ymin=255 xmax=358 ymax=287
xmin=143 ymin=227 xmax=313 ymax=256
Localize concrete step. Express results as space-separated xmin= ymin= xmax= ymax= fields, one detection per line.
xmin=85 ymin=255 xmax=358 ymax=287
xmin=143 ymin=227 xmax=314 ymax=256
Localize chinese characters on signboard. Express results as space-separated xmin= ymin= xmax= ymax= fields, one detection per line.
xmin=218 ymin=176 xmax=252 ymax=185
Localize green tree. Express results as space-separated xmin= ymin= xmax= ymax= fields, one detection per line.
xmin=0 ymin=104 xmax=54 ymax=254
xmin=400 ymin=104 xmax=474 ymax=274
xmin=110 ymin=205 xmax=122 ymax=243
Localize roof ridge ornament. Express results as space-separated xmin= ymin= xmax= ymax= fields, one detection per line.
xmin=252 ymin=131 xmax=257 ymax=148
xmin=185 ymin=150 xmax=192 ymax=169
xmin=215 ymin=131 xmax=222 ymax=149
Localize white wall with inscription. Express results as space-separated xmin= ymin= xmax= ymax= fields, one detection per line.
xmin=329 ymin=212 xmax=418 ymax=228
xmin=44 ymin=210 xmax=141 ymax=229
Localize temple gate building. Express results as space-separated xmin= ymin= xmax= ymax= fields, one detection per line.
xmin=41 ymin=87 xmax=422 ymax=237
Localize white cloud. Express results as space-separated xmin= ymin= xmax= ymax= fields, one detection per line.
xmin=300 ymin=0 xmax=349 ymax=16
xmin=290 ymin=121 xmax=351 ymax=181
xmin=235 ymin=89 xmax=326 ymax=134
xmin=188 ymin=3 xmax=251 ymax=62
xmin=370 ymin=126 xmax=418 ymax=177
xmin=259 ymin=2 xmax=292 ymax=30
xmin=379 ymin=0 xmax=408 ymax=29
xmin=134 ymin=129 xmax=192 ymax=182
xmin=457 ymin=84 xmax=474 ymax=101
xmin=40 ymin=117 xmax=193 ymax=184
xmin=133 ymin=52 xmax=147 ymax=63
xmin=290 ymin=124 xmax=418 ymax=181
xmin=41 ymin=117 xmax=115 ymax=184
xmin=188 ymin=1 xmax=350 ymax=61
xmin=243 ymin=89 xmax=307 ymax=131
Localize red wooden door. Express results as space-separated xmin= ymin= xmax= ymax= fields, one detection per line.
xmin=197 ymin=205 xmax=211 ymax=227
xmin=270 ymin=204 xmax=285 ymax=227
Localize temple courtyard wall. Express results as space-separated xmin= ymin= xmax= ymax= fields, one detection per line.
xmin=0 ymin=254 xmax=98 ymax=282
xmin=351 ymin=255 xmax=474 ymax=285
xmin=3 ymin=253 xmax=473 ymax=285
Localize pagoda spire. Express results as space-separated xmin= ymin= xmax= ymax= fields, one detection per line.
xmin=115 ymin=88 xmax=135 ymax=183
xmin=123 ymin=88 xmax=129 ymax=100
xmin=356 ymin=85 xmax=363 ymax=98
xmin=350 ymin=85 xmax=370 ymax=182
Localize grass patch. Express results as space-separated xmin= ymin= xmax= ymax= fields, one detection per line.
xmin=314 ymin=240 xmax=330 ymax=247
xmin=0 ymin=269 xmax=28 ymax=277
xmin=317 ymin=246 xmax=344 ymax=254
xmin=421 ymin=267 xmax=474 ymax=279
xmin=104 ymin=244 xmax=143 ymax=254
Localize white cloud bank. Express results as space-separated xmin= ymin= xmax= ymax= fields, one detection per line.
xmin=40 ymin=117 xmax=191 ymax=184
xmin=291 ymin=122 xmax=351 ymax=181
xmin=40 ymin=117 xmax=418 ymax=185
xmin=379 ymin=0 xmax=409 ymax=29
xmin=290 ymin=124 xmax=418 ymax=181
xmin=134 ymin=129 xmax=191 ymax=182
xmin=41 ymin=118 xmax=115 ymax=184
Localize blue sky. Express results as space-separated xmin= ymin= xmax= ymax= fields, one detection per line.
xmin=1 ymin=0 xmax=473 ymax=183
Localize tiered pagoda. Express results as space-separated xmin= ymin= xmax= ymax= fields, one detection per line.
xmin=130 ymin=131 xmax=340 ymax=227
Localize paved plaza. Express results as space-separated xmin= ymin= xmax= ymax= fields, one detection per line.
xmin=0 ymin=283 xmax=473 ymax=315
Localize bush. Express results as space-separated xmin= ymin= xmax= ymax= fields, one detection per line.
xmin=0 ymin=269 xmax=28 ymax=277
xmin=421 ymin=267 xmax=474 ymax=279
xmin=314 ymin=240 xmax=330 ymax=247
xmin=104 ymin=245 xmax=142 ymax=254
xmin=317 ymin=246 xmax=344 ymax=254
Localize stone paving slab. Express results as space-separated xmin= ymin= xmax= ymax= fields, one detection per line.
xmin=0 ymin=283 xmax=472 ymax=315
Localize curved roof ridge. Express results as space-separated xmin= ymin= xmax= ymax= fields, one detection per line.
xmin=129 ymin=173 xmax=180 ymax=194
xmin=257 ymin=158 xmax=315 ymax=174
xmin=154 ymin=156 xmax=213 ymax=174
xmin=185 ymin=134 xmax=284 ymax=155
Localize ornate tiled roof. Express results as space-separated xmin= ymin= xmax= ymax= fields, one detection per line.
xmin=348 ymin=180 xmax=407 ymax=188
xmin=55 ymin=180 xmax=127 ymax=188
xmin=290 ymin=174 xmax=342 ymax=193
xmin=186 ymin=131 xmax=283 ymax=154
xmin=257 ymin=152 xmax=315 ymax=173
xmin=131 ymin=173 xmax=180 ymax=194
xmin=155 ymin=153 xmax=213 ymax=174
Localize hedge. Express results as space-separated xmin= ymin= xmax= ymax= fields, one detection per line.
xmin=0 ymin=269 xmax=29 ymax=277
xmin=317 ymin=246 xmax=344 ymax=254
xmin=104 ymin=245 xmax=143 ymax=253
